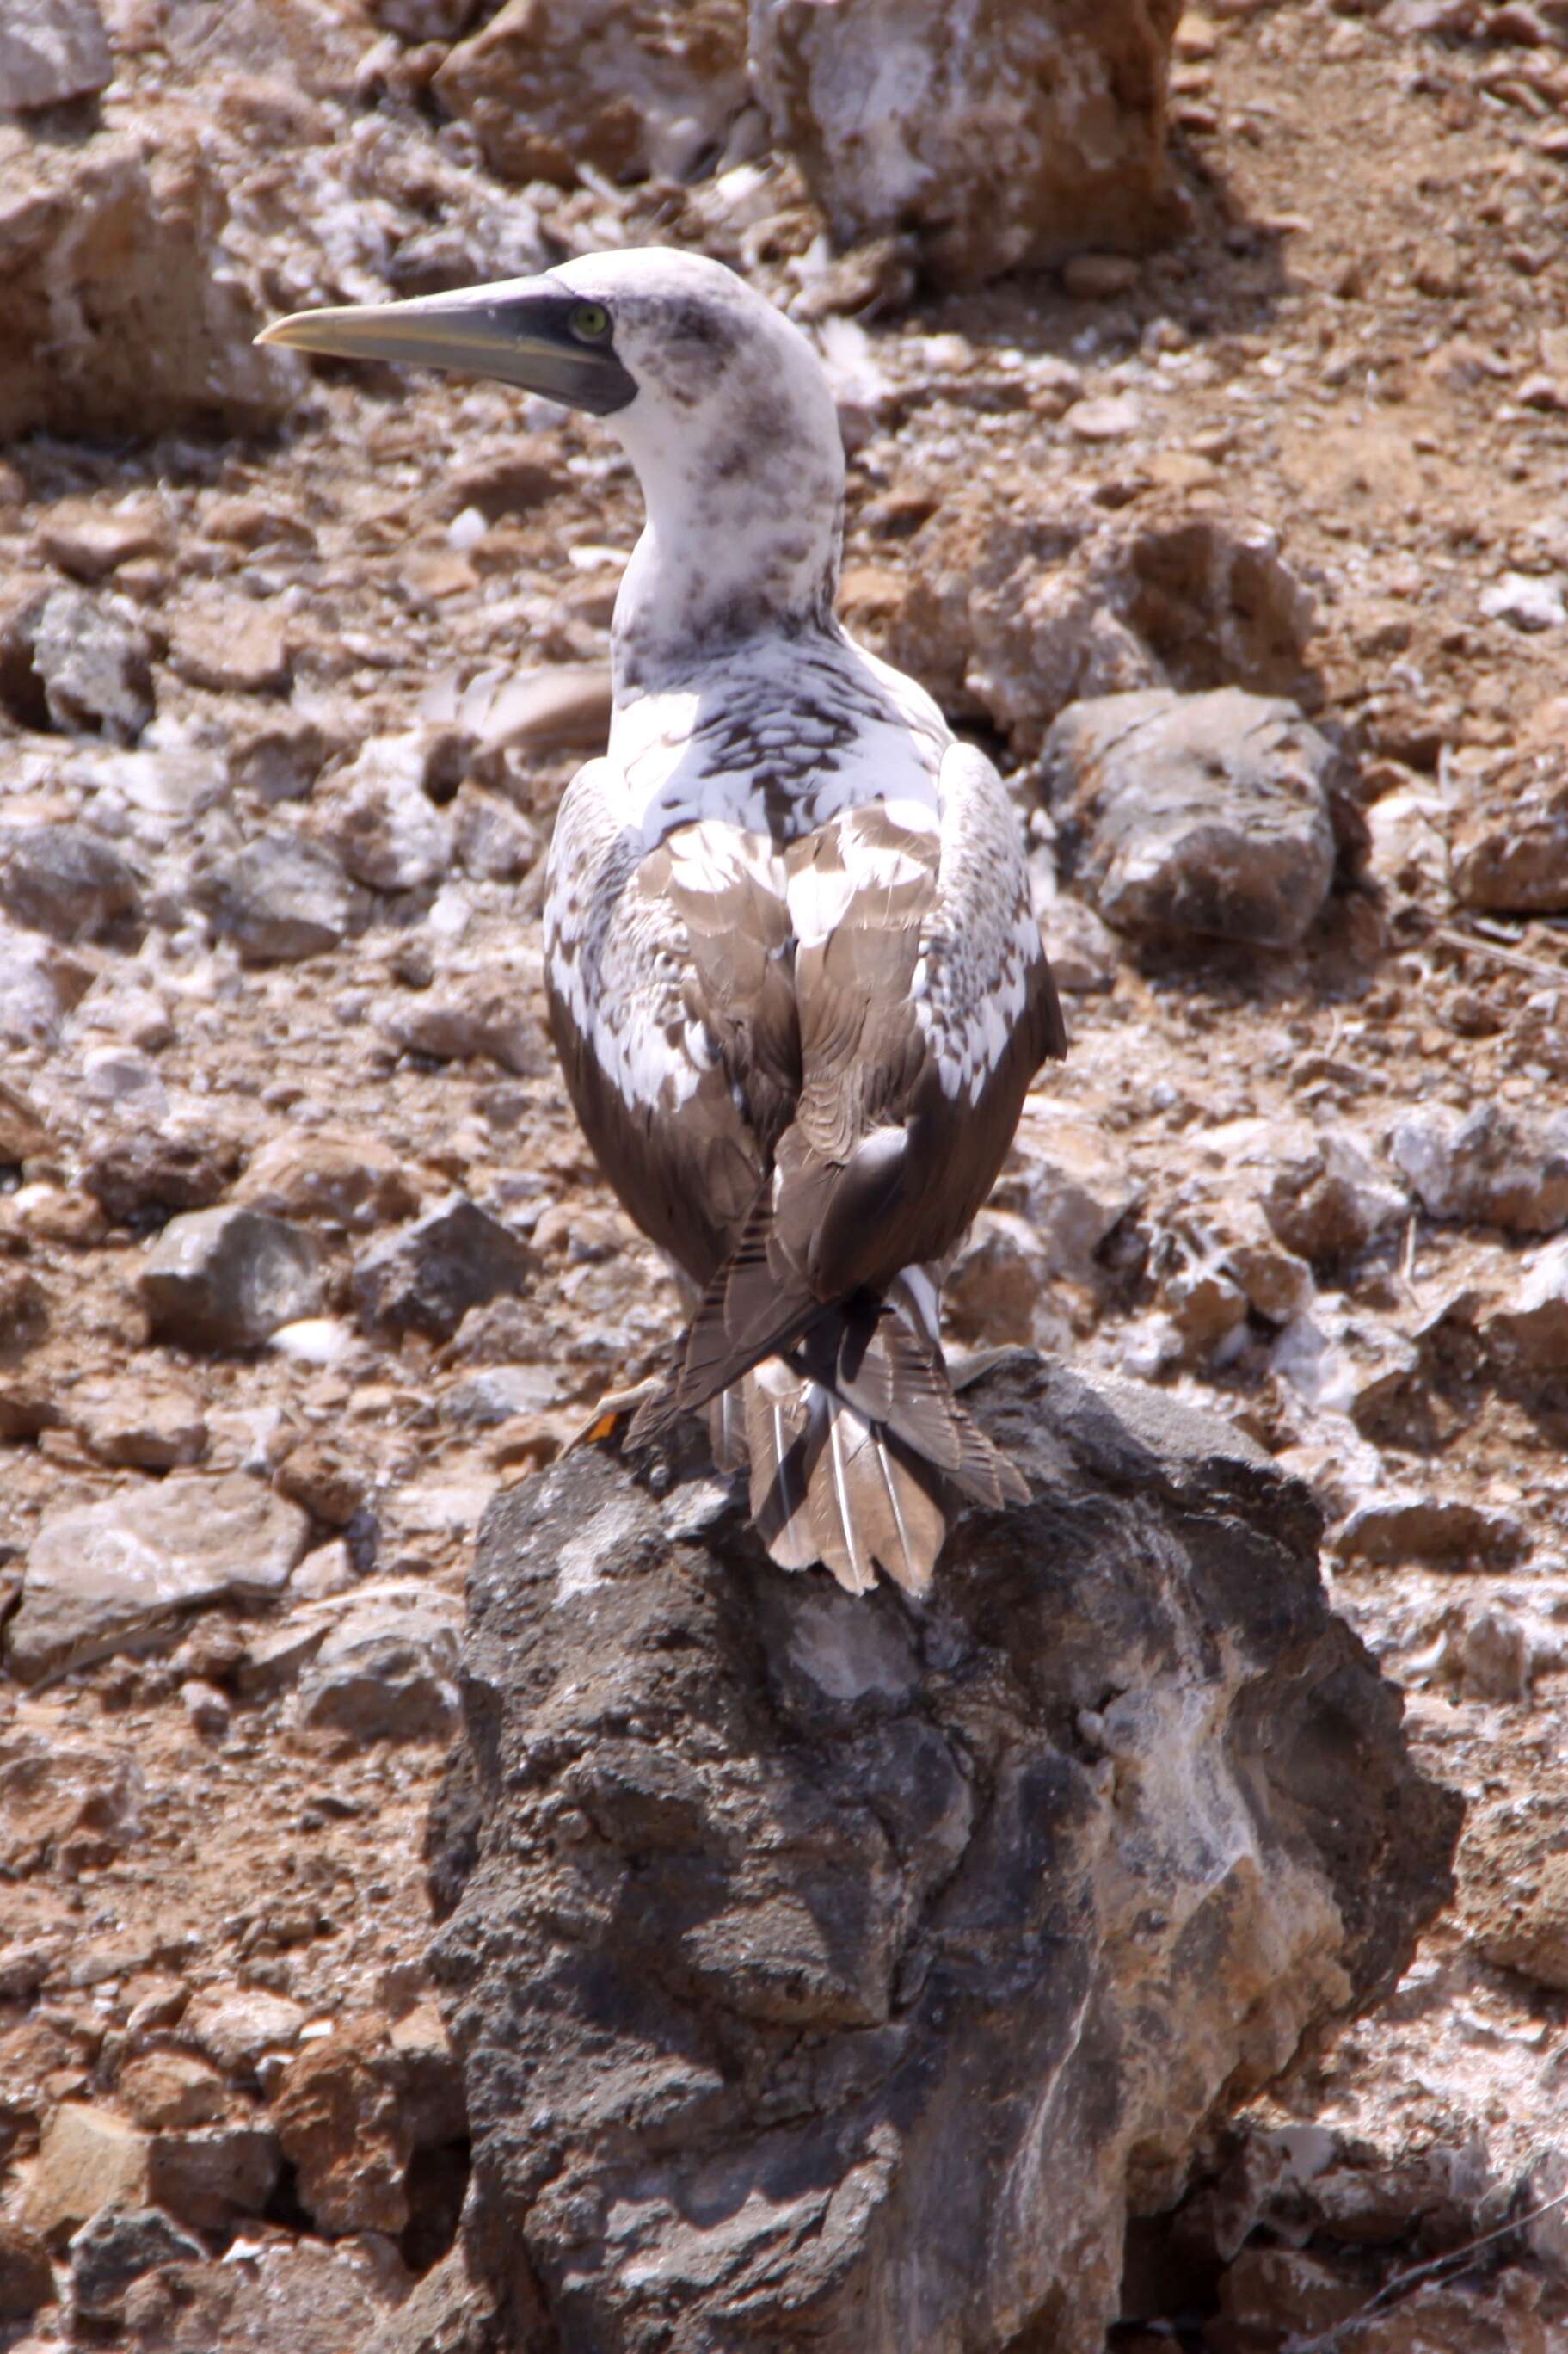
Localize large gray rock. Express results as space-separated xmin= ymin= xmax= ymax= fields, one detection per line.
xmin=750 ymin=0 xmax=1183 ymax=289
xmin=194 ymin=835 xmax=357 ymax=965
xmin=139 ymin=1206 xmax=323 ymax=1350
xmin=0 ymin=822 xmax=143 ymax=944
xmin=353 ymin=1198 xmax=535 ymax=1343
xmin=427 ymin=1356 xmax=1458 ymax=2354
xmin=6 ymin=1473 xmax=309 ymax=1685
xmin=1042 ymin=688 xmax=1338 ymax=947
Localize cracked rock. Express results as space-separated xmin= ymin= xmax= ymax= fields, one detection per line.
xmin=1042 ymin=687 xmax=1338 ymax=947
xmin=425 ymin=1353 xmax=1457 ymax=2354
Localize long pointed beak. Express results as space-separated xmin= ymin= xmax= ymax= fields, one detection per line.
xmin=255 ymin=278 xmax=636 ymax=416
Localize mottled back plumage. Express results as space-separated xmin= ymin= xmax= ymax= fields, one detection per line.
xmin=261 ymin=246 xmax=1066 ymax=1593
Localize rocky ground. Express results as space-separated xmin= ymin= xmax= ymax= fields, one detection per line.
xmin=3 ymin=0 xmax=1568 ymax=2347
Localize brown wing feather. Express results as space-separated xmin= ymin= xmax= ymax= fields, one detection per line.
xmin=546 ymin=817 xmax=801 ymax=1288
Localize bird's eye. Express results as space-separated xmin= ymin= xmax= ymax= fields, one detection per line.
xmin=570 ymin=302 xmax=612 ymax=343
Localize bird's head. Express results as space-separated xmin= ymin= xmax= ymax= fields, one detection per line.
xmin=261 ymin=247 xmax=838 ymax=496
xmin=260 ymin=247 xmax=847 ymax=663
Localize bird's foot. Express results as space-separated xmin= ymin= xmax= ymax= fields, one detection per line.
xmin=565 ymin=1376 xmax=666 ymax=1451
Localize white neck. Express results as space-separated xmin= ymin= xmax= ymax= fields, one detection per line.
xmin=606 ymin=348 xmax=845 ymax=699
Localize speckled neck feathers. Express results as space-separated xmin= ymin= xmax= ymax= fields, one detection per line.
xmin=577 ymin=272 xmax=845 ymax=697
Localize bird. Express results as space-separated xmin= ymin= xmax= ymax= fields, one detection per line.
xmin=259 ymin=247 xmax=1067 ymax=1596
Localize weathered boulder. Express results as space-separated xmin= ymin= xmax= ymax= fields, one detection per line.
xmin=1042 ymin=688 xmax=1338 ymax=947
xmin=434 ymin=0 xmax=749 ymax=188
xmin=428 ymin=1355 xmax=1458 ymax=2354
xmin=749 ymin=0 xmax=1184 ymax=289
xmin=0 ymin=120 xmax=301 ymax=440
xmin=878 ymin=498 xmax=1316 ymax=754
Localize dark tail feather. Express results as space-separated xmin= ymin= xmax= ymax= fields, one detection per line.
xmin=790 ymin=1297 xmax=1027 ymax=1512
xmin=667 ymin=1185 xmax=821 ymax=1417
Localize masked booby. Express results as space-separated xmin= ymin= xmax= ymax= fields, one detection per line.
xmin=259 ymin=249 xmax=1067 ymax=1595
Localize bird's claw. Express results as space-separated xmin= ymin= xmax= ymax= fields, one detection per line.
xmin=565 ymin=1376 xmax=666 ymax=1452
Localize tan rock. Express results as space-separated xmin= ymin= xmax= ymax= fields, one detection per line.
xmin=273 ymin=2015 xmax=414 ymax=2234
xmin=235 ymin=1130 xmax=421 ymax=1233
xmin=28 ymin=2104 xmax=152 ymax=2245
xmin=0 ymin=120 xmax=301 ymax=441
xmin=35 ymin=499 xmax=169 ymax=584
xmin=434 ymin=0 xmax=749 ymax=187
xmin=274 ymin=1438 xmax=368 ymax=1527
xmin=184 ymin=1987 xmax=308 ymax=2076
xmin=167 ymin=600 xmax=291 ymax=696
xmin=1461 ymin=1796 xmax=1568 ymax=1993
xmin=1453 ymin=740 xmax=1568 ymax=915
xmin=117 ymin=2052 xmax=226 ymax=2132
xmin=67 ymin=1377 xmax=208 ymax=1471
